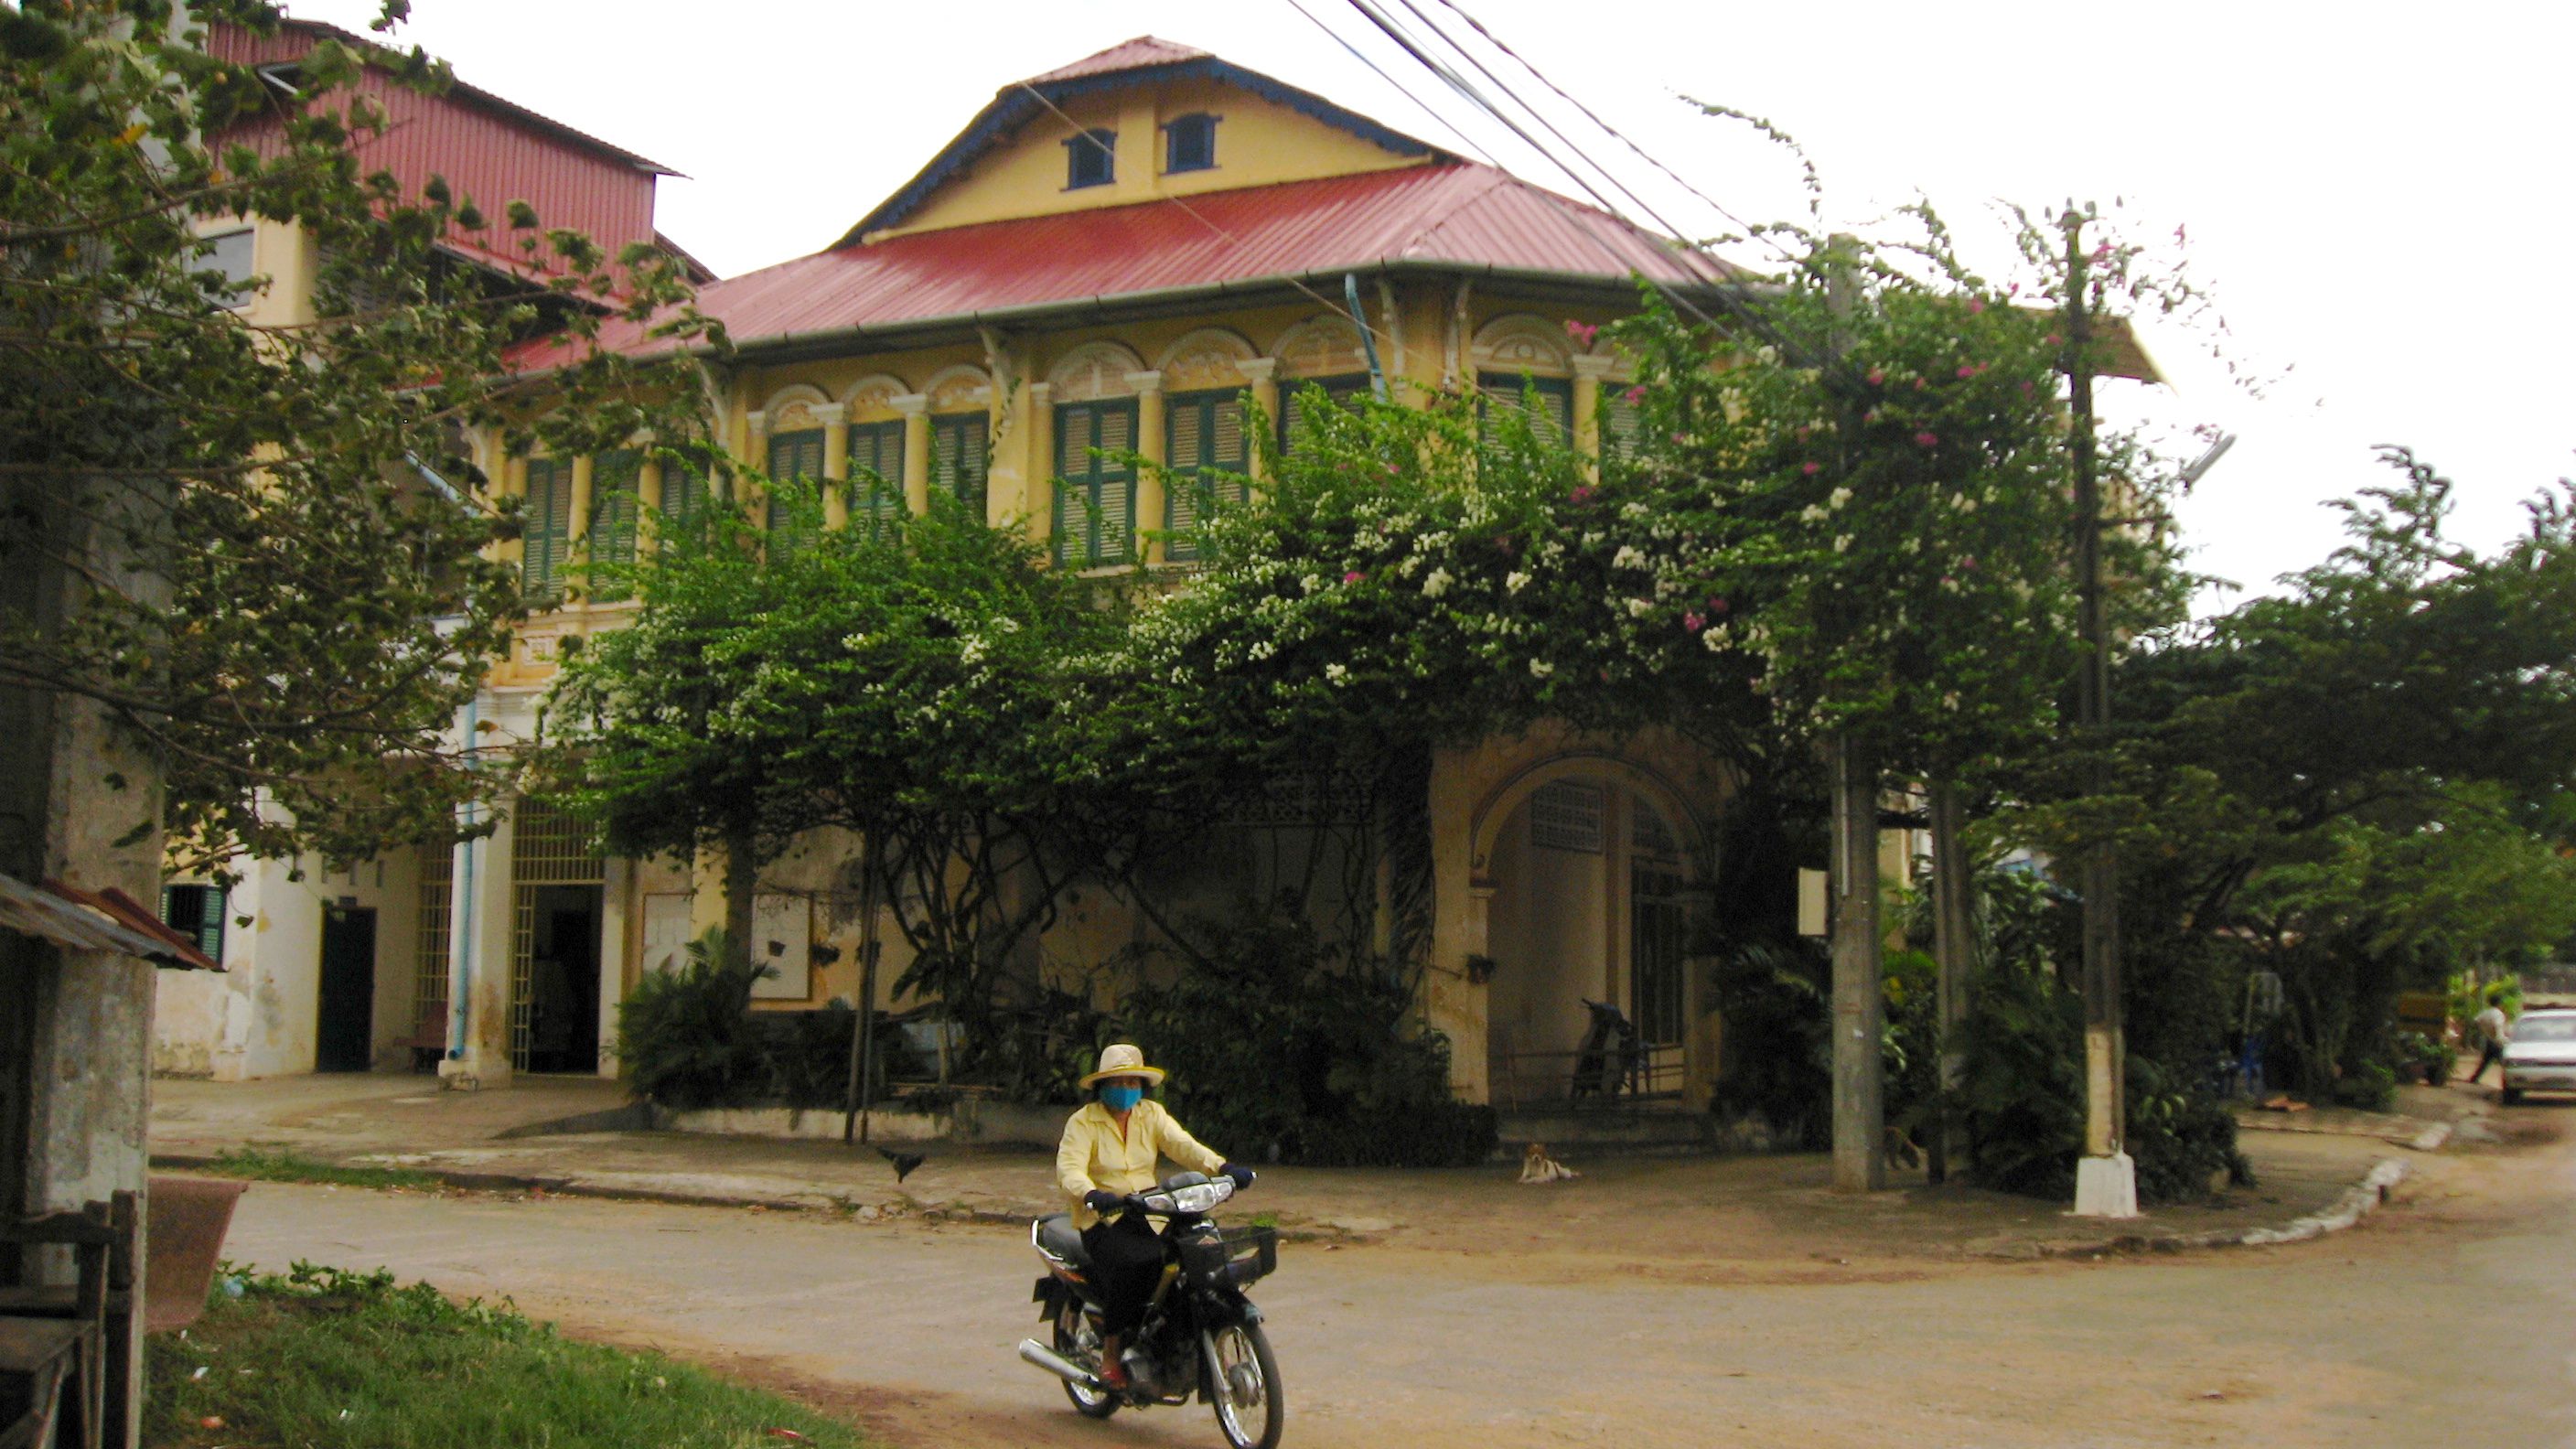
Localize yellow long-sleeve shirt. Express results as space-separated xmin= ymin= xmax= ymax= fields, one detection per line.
xmin=1056 ymin=1099 xmax=1227 ymax=1230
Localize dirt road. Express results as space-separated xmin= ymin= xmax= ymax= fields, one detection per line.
xmin=214 ymin=1116 xmax=2574 ymax=1449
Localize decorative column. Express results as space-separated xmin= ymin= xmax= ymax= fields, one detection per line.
xmin=565 ymin=454 xmax=596 ymax=597
xmin=439 ymin=794 xmax=516 ymax=1089
xmin=741 ymin=409 xmax=769 ymax=525
xmin=1025 ymin=381 xmax=1055 ymax=550
xmin=501 ymin=454 xmax=529 ymax=574
xmin=817 ymin=402 xmax=851 ymax=531
xmin=895 ymin=392 xmax=931 ymax=515
xmin=1239 ymin=358 xmax=1279 ymax=487
xmin=635 ymin=430 xmax=663 ymax=555
xmin=1571 ymin=354 xmax=1614 ymax=481
xmin=1127 ymin=370 xmax=1165 ymax=564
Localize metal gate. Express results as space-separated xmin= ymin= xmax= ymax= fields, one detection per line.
xmin=510 ymin=800 xmax=603 ymax=1071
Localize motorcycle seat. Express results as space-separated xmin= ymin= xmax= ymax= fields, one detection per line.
xmin=1035 ymin=1212 xmax=1089 ymax=1266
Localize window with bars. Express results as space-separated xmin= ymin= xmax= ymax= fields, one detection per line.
xmin=1164 ymin=389 xmax=1249 ymax=562
xmin=845 ymin=420 xmax=906 ymax=529
xmin=932 ymin=413 xmax=990 ymax=519
xmin=1277 ymin=373 xmax=1373 ymax=455
xmin=766 ymin=427 xmax=825 ymax=554
xmin=1066 ymin=128 xmax=1116 ymax=189
xmin=521 ymin=456 xmax=574 ymax=601
xmin=1053 ymin=398 xmax=1136 ymax=568
xmin=414 ymin=845 xmax=453 ymax=1045
xmin=1477 ymin=373 xmax=1575 ymax=448
xmin=159 ymin=884 xmax=228 ymax=964
xmin=587 ymin=450 xmax=642 ymax=588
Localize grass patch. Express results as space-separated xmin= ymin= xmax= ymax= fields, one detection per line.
xmin=146 ymin=1263 xmax=874 ymax=1449
xmin=199 ymin=1147 xmax=440 ymax=1191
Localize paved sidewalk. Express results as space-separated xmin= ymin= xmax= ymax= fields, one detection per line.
xmin=151 ymin=1071 xmax=2470 ymax=1263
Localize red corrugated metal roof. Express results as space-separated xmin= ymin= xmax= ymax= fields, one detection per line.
xmin=205 ymin=20 xmax=665 ymax=291
xmin=1027 ymin=37 xmax=1209 ymax=84
xmin=515 ymin=162 xmax=1727 ymax=370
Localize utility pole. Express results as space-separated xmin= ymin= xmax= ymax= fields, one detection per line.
xmin=1927 ymin=780 xmax=1972 ymax=1184
xmin=842 ymin=833 xmax=885 ymax=1145
xmin=1824 ymin=236 xmax=1885 ymax=1193
xmin=2064 ymin=206 xmax=2136 ymax=1218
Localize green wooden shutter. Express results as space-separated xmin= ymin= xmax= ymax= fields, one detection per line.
xmin=521 ymin=457 xmax=572 ymax=600
xmin=1094 ymin=401 xmax=1134 ymax=565
xmin=589 ymin=450 xmax=641 ymax=569
xmin=1278 ymin=374 xmax=1373 ymax=455
xmin=1053 ymin=403 xmax=1095 ymax=568
xmin=847 ymin=421 xmax=905 ymax=530
xmin=933 ymin=413 xmax=989 ymax=519
xmin=657 ymin=450 xmax=707 ymax=522
xmin=161 ymin=884 xmax=226 ymax=962
xmin=1165 ymin=391 xmax=1248 ymax=563
xmin=1478 ymin=373 xmax=1574 ymax=448
xmin=766 ymin=429 xmax=824 ymax=554
xmin=1604 ymin=387 xmax=1643 ymax=463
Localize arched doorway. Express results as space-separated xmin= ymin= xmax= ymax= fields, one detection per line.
xmin=1477 ymin=763 xmax=1704 ymax=1108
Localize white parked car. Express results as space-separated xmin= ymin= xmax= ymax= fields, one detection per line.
xmin=2499 ymin=1009 xmax=2576 ymax=1104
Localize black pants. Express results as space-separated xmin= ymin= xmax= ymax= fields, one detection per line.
xmin=1081 ymin=1209 xmax=1165 ymax=1337
xmin=2474 ymin=1042 xmax=2505 ymax=1082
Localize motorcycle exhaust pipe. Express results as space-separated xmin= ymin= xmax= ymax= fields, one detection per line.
xmin=1017 ymin=1337 xmax=1103 ymax=1388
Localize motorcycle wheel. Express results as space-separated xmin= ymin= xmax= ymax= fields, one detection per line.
xmin=1056 ymin=1303 xmax=1120 ymax=1420
xmin=1203 ymin=1322 xmax=1283 ymax=1449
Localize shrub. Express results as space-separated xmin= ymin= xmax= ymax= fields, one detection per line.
xmin=615 ymin=930 xmax=767 ymax=1110
xmin=1119 ymin=904 xmax=1496 ymax=1168
xmin=1704 ymin=939 xmax=1831 ymax=1149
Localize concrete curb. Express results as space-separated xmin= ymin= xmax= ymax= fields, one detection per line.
xmin=2013 ymin=1156 xmax=2414 ymax=1260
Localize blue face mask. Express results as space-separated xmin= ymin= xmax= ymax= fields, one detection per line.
xmin=1100 ymin=1083 xmax=1143 ymax=1113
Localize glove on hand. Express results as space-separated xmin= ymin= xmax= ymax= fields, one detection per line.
xmin=1083 ymin=1190 xmax=1124 ymax=1216
xmin=1218 ymin=1162 xmax=1257 ymax=1191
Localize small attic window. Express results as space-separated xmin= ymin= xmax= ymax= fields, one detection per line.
xmin=1065 ymin=129 xmax=1116 ymax=189
xmin=1165 ymin=113 xmax=1218 ymax=174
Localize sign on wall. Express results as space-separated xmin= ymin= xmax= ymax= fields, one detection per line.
xmin=641 ymin=893 xmax=694 ymax=975
xmin=750 ymin=893 xmax=811 ymax=1000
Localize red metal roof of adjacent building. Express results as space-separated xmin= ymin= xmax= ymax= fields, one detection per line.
xmin=515 ymin=161 xmax=1727 ymax=371
xmin=1027 ymin=37 xmax=1211 ymax=84
xmin=205 ymin=19 xmax=671 ymax=293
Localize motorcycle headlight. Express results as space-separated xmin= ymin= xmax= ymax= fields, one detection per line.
xmin=1169 ymin=1179 xmax=1233 ymax=1214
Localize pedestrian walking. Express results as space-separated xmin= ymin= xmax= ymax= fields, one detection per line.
xmin=2471 ymin=993 xmax=2515 ymax=1083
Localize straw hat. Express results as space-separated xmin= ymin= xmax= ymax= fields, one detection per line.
xmin=1078 ymin=1043 xmax=1167 ymax=1089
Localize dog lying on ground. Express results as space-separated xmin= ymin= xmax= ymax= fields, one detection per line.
xmin=1519 ymin=1142 xmax=1581 ymax=1184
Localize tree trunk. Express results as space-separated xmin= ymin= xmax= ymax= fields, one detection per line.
xmin=1829 ymin=731 xmax=1885 ymax=1192
xmin=1927 ymin=781 xmax=1973 ymax=1184
xmin=723 ymin=821 xmax=757 ymax=971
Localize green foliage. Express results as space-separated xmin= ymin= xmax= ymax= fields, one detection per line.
xmin=1 ymin=0 xmax=717 ymax=874
xmin=146 ymin=1261 xmax=873 ymax=1449
xmin=613 ymin=929 xmax=768 ymax=1111
xmin=1704 ymin=939 xmax=1830 ymax=1148
xmin=1118 ymin=903 xmax=1495 ymax=1168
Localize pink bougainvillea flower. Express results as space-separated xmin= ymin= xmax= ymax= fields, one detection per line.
xmin=1682 ymin=611 xmax=1706 ymax=633
xmin=2006 ymin=281 xmax=2021 ymax=298
xmin=1624 ymin=384 xmax=1648 ymax=404
xmin=1957 ymin=363 xmax=1978 ymax=380
xmin=1569 ymin=484 xmax=1597 ymax=505
xmin=1708 ymin=595 xmax=1730 ymax=614
xmin=2020 ymin=380 xmax=2034 ymax=397
xmin=1966 ymin=298 xmax=1985 ymax=315
xmin=2045 ymin=333 xmax=2063 ymax=348
xmin=1343 ymin=570 xmax=1366 ymax=585
xmin=1865 ymin=368 xmax=1885 ymax=386
xmin=1913 ymin=431 xmax=1939 ymax=447
xmin=1563 ymin=319 xmax=1601 ymax=346
xmin=1959 ymin=555 xmax=1980 ymax=571
xmin=1913 ymin=378 xmax=1927 ymax=391
xmin=1800 ymin=461 xmax=1821 ymax=476
xmin=1862 ymin=409 xmax=1880 ymax=424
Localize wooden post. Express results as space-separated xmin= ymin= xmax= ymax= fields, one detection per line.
xmin=2065 ymin=206 xmax=2135 ymax=1217
xmin=1822 ymin=235 xmax=1885 ymax=1193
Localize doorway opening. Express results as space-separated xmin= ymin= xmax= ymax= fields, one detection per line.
xmin=520 ymin=885 xmax=601 ymax=1074
xmin=316 ymin=907 xmax=378 ymax=1071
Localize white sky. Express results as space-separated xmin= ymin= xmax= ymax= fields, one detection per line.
xmin=291 ymin=0 xmax=2576 ymax=611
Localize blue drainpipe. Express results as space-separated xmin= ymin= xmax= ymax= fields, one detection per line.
xmin=447 ymin=693 xmax=478 ymax=1059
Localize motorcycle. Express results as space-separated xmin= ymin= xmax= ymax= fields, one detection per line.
xmin=1015 ymin=1169 xmax=1284 ymax=1449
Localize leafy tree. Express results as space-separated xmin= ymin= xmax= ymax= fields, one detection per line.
xmin=0 ymin=0 xmax=714 ymax=875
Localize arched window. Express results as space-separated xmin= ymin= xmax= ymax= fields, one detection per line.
xmin=1047 ymin=344 xmax=1146 ymax=568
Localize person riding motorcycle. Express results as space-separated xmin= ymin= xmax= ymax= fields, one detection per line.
xmin=1056 ymin=1044 xmax=1257 ymax=1391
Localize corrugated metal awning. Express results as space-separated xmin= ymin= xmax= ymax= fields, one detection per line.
xmin=0 ymin=875 xmax=223 ymax=971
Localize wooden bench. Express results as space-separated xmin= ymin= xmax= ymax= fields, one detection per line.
xmin=0 ymin=1190 xmax=132 ymax=1449
xmin=0 ymin=1317 xmax=86 ymax=1449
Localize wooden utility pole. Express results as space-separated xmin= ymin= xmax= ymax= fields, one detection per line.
xmin=1823 ymin=236 xmax=1885 ymax=1193
xmin=2064 ymin=207 xmax=2135 ymax=1217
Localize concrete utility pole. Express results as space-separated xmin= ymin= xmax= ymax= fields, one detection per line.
xmin=2064 ymin=207 xmax=2136 ymax=1218
xmin=1927 ymin=780 xmax=1973 ymax=1184
xmin=1823 ymin=236 xmax=1885 ymax=1194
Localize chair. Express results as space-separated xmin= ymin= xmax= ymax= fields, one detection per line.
xmin=0 ymin=1190 xmax=136 ymax=1449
